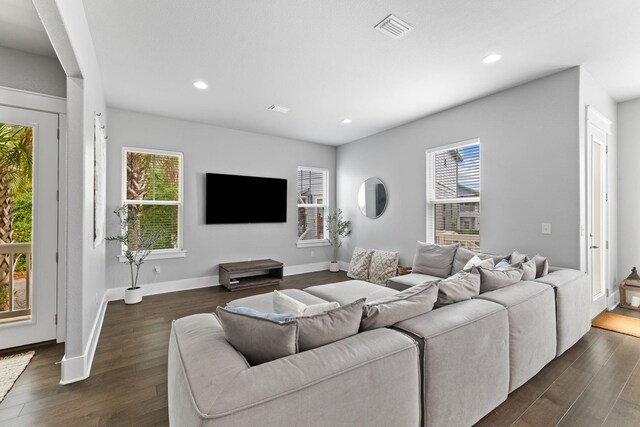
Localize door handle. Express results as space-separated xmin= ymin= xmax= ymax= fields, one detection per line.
xmin=590 ymin=245 xmax=599 ymax=249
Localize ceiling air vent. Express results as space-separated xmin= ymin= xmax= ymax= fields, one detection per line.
xmin=374 ymin=14 xmax=413 ymax=39
xmin=267 ymin=105 xmax=290 ymax=114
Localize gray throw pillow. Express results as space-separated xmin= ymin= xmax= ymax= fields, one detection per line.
xmin=360 ymin=282 xmax=438 ymax=331
xmin=436 ymin=268 xmax=481 ymax=306
xmin=509 ymin=250 xmax=529 ymax=264
xmin=347 ymin=247 xmax=374 ymax=280
xmin=452 ymin=247 xmax=506 ymax=274
xmin=412 ymin=241 xmax=459 ymax=278
xmin=478 ymin=266 xmax=524 ymax=293
xmin=518 ymin=259 xmax=537 ymax=281
xmin=216 ymin=307 xmax=298 ymax=366
xmin=297 ymin=299 xmax=365 ymax=352
xmin=531 ymin=254 xmax=549 ymax=278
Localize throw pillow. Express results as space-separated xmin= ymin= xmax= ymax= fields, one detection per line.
xmin=368 ymin=250 xmax=400 ymax=285
xmin=531 ymin=254 xmax=549 ymax=278
xmin=478 ymin=266 xmax=524 ymax=293
xmin=452 ymin=246 xmax=476 ymax=275
xmin=519 ymin=259 xmax=537 ymax=281
xmin=494 ymin=259 xmax=511 ymax=270
xmin=224 ymin=305 xmax=296 ymax=322
xmin=436 ymin=268 xmax=481 ymax=306
xmin=509 ymin=250 xmax=529 ymax=264
xmin=273 ymin=290 xmax=340 ymax=316
xmin=463 ymin=255 xmax=495 ymax=271
xmin=412 ymin=241 xmax=459 ymax=278
xmin=347 ymin=247 xmax=374 ymax=280
xmin=360 ymin=282 xmax=438 ymax=331
xmin=297 ymin=299 xmax=365 ymax=352
xmin=216 ymin=307 xmax=298 ymax=366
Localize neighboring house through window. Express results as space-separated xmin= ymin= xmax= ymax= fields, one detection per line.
xmin=297 ymin=167 xmax=329 ymax=247
xmin=122 ymin=147 xmax=184 ymax=259
xmin=426 ymin=139 xmax=480 ymax=250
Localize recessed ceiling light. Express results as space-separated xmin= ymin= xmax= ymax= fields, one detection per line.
xmin=341 ymin=118 xmax=352 ymax=124
xmin=482 ymin=53 xmax=502 ymax=64
xmin=193 ymin=81 xmax=208 ymax=89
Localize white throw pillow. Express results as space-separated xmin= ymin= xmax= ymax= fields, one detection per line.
xmin=463 ymin=256 xmax=495 ymax=271
xmin=273 ymin=290 xmax=339 ymax=316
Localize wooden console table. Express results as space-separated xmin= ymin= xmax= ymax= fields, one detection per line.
xmin=219 ymin=259 xmax=283 ymax=291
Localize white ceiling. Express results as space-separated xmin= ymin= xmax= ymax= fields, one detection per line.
xmin=0 ymin=0 xmax=56 ymax=57
xmin=82 ymin=0 xmax=640 ymax=145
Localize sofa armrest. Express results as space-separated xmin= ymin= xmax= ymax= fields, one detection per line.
xmin=169 ymin=313 xmax=420 ymax=426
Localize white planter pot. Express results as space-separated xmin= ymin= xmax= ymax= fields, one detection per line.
xmin=124 ymin=287 xmax=143 ymax=304
xmin=329 ymin=261 xmax=340 ymax=273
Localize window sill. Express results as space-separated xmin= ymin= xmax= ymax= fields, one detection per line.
xmin=117 ymin=249 xmax=187 ymax=263
xmin=296 ymin=239 xmax=331 ymax=249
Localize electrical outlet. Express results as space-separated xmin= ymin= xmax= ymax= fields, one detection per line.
xmin=310 ymin=250 xmax=315 ymax=257
xmin=247 ymin=258 xmax=252 ymax=261
xmin=542 ymin=223 xmax=551 ymax=235
xmin=154 ymin=265 xmax=161 ymax=274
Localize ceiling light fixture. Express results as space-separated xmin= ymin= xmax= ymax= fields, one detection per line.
xmin=341 ymin=118 xmax=352 ymax=124
xmin=482 ymin=53 xmax=502 ymax=64
xmin=193 ymin=81 xmax=208 ymax=89
xmin=267 ymin=105 xmax=290 ymax=114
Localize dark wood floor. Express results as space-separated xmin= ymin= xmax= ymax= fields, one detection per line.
xmin=0 ymin=270 xmax=639 ymax=426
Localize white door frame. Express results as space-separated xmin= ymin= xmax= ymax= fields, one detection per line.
xmin=0 ymin=85 xmax=66 ymax=344
xmin=585 ymin=106 xmax=612 ymax=318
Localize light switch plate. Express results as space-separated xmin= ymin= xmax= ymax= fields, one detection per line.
xmin=542 ymin=223 xmax=551 ymax=235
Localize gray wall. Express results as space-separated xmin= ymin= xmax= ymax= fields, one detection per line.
xmin=0 ymin=45 xmax=66 ymax=97
xmin=337 ymin=68 xmax=581 ymax=268
xmin=105 ymin=108 xmax=336 ymax=288
xmin=617 ymin=97 xmax=640 ymax=291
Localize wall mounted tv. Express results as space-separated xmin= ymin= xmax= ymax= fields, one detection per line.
xmin=206 ymin=173 xmax=287 ymax=224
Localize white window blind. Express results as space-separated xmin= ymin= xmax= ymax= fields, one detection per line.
xmin=123 ymin=148 xmax=183 ymax=252
xmin=426 ymin=140 xmax=480 ymax=250
xmin=297 ymin=167 xmax=328 ymax=242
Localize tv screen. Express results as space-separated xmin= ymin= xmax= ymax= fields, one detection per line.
xmin=206 ymin=173 xmax=287 ymax=224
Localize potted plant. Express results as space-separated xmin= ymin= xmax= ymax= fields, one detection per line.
xmin=326 ymin=209 xmax=351 ymax=272
xmin=106 ymin=205 xmax=162 ymax=304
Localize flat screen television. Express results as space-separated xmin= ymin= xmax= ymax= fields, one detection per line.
xmin=206 ymin=173 xmax=287 ymax=224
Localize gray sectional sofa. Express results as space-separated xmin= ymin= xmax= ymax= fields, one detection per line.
xmin=169 ymin=256 xmax=590 ymax=427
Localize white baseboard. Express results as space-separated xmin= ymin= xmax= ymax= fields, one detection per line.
xmin=60 ymin=294 xmax=108 ymax=384
xmin=338 ymin=261 xmax=349 ymax=272
xmin=284 ymin=261 xmax=331 ymax=276
xmin=609 ymin=289 xmax=621 ymax=311
xmin=104 ymin=275 xmax=219 ymax=302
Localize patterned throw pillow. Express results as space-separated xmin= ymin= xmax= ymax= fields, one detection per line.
xmin=347 ymin=247 xmax=374 ymax=280
xmin=368 ymin=250 xmax=399 ymax=285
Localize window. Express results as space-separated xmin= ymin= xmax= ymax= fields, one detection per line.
xmin=121 ymin=148 xmax=184 ymax=259
xmin=296 ymin=167 xmax=329 ymax=247
xmin=426 ymin=139 xmax=480 ymax=250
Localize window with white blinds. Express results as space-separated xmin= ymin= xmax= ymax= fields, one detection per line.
xmin=297 ymin=167 xmax=329 ymax=245
xmin=426 ymin=140 xmax=480 ymax=250
xmin=123 ymin=148 xmax=183 ymax=252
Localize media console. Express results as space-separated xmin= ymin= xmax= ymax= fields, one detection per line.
xmin=218 ymin=259 xmax=284 ymax=291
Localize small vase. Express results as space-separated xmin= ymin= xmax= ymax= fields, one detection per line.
xmin=124 ymin=287 xmax=143 ymax=304
xmin=329 ymin=261 xmax=340 ymax=273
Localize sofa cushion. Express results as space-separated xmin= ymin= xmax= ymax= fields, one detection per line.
xmin=478 ymin=266 xmax=524 ymax=293
xmin=368 ymin=250 xmax=400 ymax=285
xmin=531 ymin=254 xmax=549 ymax=278
xmin=387 ymin=272 xmax=442 ymax=291
xmin=228 ymin=289 xmax=328 ymax=313
xmin=360 ymin=282 xmax=438 ymax=331
xmin=436 ymin=268 xmax=481 ymax=306
xmin=273 ymin=290 xmax=339 ymax=316
xmin=347 ymin=247 xmax=374 ymax=280
xmin=297 ymin=299 xmax=365 ymax=352
xmin=412 ymin=242 xmax=458 ymax=278
xmin=305 ymin=280 xmax=397 ymax=305
xmin=516 ymin=259 xmax=537 ymax=281
xmin=216 ymin=307 xmax=298 ymax=366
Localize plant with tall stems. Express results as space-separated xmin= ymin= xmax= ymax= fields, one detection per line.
xmin=326 ymin=209 xmax=350 ymax=262
xmin=106 ymin=205 xmax=162 ymax=290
